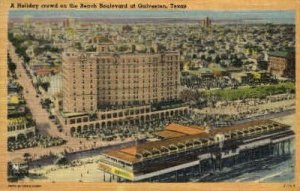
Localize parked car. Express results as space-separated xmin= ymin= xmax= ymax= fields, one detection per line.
xmin=57 ymin=125 xmax=63 ymax=132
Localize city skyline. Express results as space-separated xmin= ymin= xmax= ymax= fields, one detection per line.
xmin=9 ymin=10 xmax=295 ymax=24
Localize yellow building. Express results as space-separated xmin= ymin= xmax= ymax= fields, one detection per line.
xmin=8 ymin=117 xmax=35 ymax=141
xmin=62 ymin=48 xmax=180 ymax=113
xmin=60 ymin=47 xmax=189 ymax=135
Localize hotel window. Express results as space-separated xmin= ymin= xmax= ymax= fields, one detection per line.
xmin=125 ymin=110 xmax=129 ymax=115
xmin=83 ymin=117 xmax=88 ymax=122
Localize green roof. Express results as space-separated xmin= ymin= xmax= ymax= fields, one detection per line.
xmin=269 ymin=51 xmax=291 ymax=58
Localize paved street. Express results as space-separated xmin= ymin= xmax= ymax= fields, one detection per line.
xmin=10 ymin=43 xmax=61 ymax=137
xmin=8 ymin=41 xmax=296 ymax=165
xmin=8 ymin=43 xmax=136 ymax=161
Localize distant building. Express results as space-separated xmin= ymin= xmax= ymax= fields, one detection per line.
xmin=63 ymin=18 xmax=75 ymax=28
xmin=268 ymin=50 xmax=295 ymax=79
xmin=201 ymin=17 xmax=212 ymax=28
xmin=232 ymin=71 xmax=272 ymax=84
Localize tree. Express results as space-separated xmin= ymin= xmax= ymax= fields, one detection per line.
xmin=215 ymin=55 xmax=221 ymax=64
xmin=118 ymin=45 xmax=128 ymax=52
xmin=8 ymin=59 xmax=16 ymax=73
xmin=74 ymin=42 xmax=82 ymax=50
xmin=208 ymin=49 xmax=215 ymax=54
xmin=42 ymin=98 xmax=52 ymax=108
xmin=206 ymin=56 xmax=212 ymax=62
xmin=122 ymin=25 xmax=133 ymax=32
xmin=8 ymin=33 xmax=31 ymax=64
xmin=232 ymin=58 xmax=242 ymax=68
xmin=40 ymin=82 xmax=50 ymax=92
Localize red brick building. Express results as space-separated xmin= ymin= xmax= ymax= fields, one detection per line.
xmin=268 ymin=50 xmax=295 ymax=79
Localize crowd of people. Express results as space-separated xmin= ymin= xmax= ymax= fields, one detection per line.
xmin=181 ymin=76 xmax=237 ymax=90
xmin=72 ymin=120 xmax=164 ymax=141
xmin=8 ymin=134 xmax=66 ymax=151
xmin=69 ymin=92 xmax=295 ymax=140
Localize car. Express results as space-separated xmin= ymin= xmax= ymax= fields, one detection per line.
xmin=48 ymin=115 xmax=55 ymax=119
xmin=57 ymin=125 xmax=63 ymax=132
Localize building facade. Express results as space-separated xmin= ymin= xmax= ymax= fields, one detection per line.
xmin=60 ymin=47 xmax=188 ymax=135
xmin=268 ymin=50 xmax=295 ymax=79
xmin=59 ymin=104 xmax=190 ymax=136
xmin=7 ymin=117 xmax=35 ymax=141
xmin=62 ymin=49 xmax=180 ymax=113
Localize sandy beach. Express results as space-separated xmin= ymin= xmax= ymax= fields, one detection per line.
xmin=19 ymin=113 xmax=295 ymax=183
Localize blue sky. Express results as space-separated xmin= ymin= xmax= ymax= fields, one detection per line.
xmin=9 ymin=10 xmax=295 ymax=24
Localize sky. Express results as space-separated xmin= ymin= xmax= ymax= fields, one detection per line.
xmin=9 ymin=10 xmax=295 ymax=24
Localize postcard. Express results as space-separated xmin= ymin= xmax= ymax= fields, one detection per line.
xmin=0 ymin=0 xmax=298 ymax=190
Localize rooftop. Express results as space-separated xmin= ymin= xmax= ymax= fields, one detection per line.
xmin=104 ymin=119 xmax=290 ymax=164
xmin=8 ymin=94 xmax=20 ymax=105
xmin=156 ymin=123 xmax=205 ymax=138
xmin=269 ymin=50 xmax=293 ymax=58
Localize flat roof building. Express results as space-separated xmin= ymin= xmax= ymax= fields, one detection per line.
xmin=98 ymin=120 xmax=294 ymax=182
xmin=268 ymin=50 xmax=295 ymax=79
xmin=62 ymin=49 xmax=180 ymax=113
xmin=60 ymin=45 xmax=188 ymax=135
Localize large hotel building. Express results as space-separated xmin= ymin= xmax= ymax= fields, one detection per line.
xmin=60 ymin=45 xmax=189 ymax=134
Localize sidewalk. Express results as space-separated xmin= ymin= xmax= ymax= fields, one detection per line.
xmin=8 ymin=43 xmax=136 ymax=161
